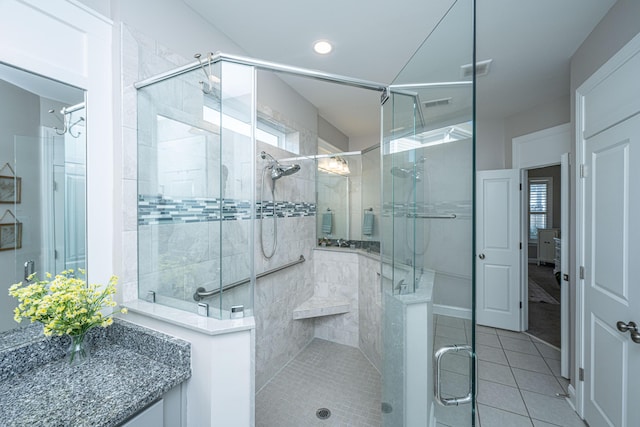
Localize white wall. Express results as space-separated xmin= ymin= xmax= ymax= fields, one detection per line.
xmin=349 ymin=134 xmax=378 ymax=152
xmin=476 ymin=94 xmax=570 ymax=172
xmin=258 ymin=70 xmax=318 ymax=143
xmin=113 ymin=0 xmax=244 ymax=58
xmin=318 ymin=116 xmax=348 ymax=152
xmin=504 ymin=94 xmax=570 ymax=168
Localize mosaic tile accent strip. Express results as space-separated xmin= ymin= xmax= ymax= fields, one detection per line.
xmin=138 ymin=195 xmax=315 ymax=225
xmin=256 ymin=201 xmax=316 ymax=219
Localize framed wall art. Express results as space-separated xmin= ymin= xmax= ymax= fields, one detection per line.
xmin=0 ymin=163 xmax=21 ymax=204
xmin=0 ymin=210 xmax=22 ymax=251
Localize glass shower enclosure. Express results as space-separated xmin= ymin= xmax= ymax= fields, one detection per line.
xmin=137 ymin=60 xmax=255 ymax=319
xmin=135 ymin=0 xmax=475 ymax=420
xmin=380 ymin=0 xmax=476 ymax=425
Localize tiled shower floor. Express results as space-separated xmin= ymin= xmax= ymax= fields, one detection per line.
xmin=255 ymin=339 xmax=382 ymax=427
xmin=255 ymin=318 xmax=585 ymax=427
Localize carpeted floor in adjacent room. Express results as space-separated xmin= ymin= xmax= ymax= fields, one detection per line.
xmin=527 ymin=263 xmax=561 ymax=348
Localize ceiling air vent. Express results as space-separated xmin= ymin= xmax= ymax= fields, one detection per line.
xmin=422 ymin=97 xmax=452 ymax=109
xmin=460 ymin=59 xmax=493 ymax=78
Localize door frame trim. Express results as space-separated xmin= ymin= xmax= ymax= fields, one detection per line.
xmin=574 ymin=31 xmax=640 ymax=419
xmin=512 ymin=124 xmax=570 ymax=334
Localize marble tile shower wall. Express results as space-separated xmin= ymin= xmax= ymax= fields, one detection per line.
xmin=254 ymin=216 xmax=316 ymax=391
xmin=126 ymin=28 xmax=253 ymax=310
xmin=313 ymin=250 xmax=360 ymax=347
xmin=358 ymin=253 xmax=382 ymax=372
xmin=254 ymin=140 xmax=317 ymax=390
xmin=122 ymin=24 xmax=320 ymax=390
xmin=311 ymin=249 xmax=382 ymax=372
xmin=120 ymin=25 xmax=191 ymax=303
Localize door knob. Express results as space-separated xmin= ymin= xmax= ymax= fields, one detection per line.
xmin=616 ymin=321 xmax=640 ymax=343
xmin=616 ymin=321 xmax=638 ymax=333
xmin=478 ymin=254 xmax=485 ymax=260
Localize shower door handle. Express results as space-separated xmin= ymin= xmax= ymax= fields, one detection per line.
xmin=434 ymin=344 xmax=476 ymax=406
xmin=24 ymin=260 xmax=35 ymax=281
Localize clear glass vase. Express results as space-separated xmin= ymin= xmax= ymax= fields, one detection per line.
xmin=67 ymin=333 xmax=90 ymax=366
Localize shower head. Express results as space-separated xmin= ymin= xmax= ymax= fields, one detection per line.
xmin=261 ymin=151 xmax=301 ymax=180
xmin=271 ymin=163 xmax=301 ymax=180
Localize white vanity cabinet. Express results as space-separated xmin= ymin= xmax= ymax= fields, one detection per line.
xmin=553 ymin=237 xmax=561 ymax=275
xmin=122 ymin=400 xmax=163 ymax=427
xmin=537 ymin=228 xmax=559 ymax=265
xmin=122 ymin=385 xmax=185 ymax=427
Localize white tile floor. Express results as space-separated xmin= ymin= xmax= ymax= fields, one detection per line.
xmin=255 ymin=318 xmax=585 ymax=427
xmin=471 ymin=324 xmax=585 ymax=427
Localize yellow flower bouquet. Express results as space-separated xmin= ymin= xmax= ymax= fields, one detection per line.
xmin=9 ymin=269 xmax=127 ymax=365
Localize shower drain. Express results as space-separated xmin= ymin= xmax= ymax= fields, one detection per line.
xmin=316 ymin=408 xmax=331 ymax=420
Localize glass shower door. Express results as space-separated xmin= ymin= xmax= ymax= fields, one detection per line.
xmin=380 ymin=0 xmax=475 ymax=425
xmin=137 ymin=60 xmax=255 ymax=319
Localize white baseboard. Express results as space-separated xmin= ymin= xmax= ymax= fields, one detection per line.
xmin=433 ymin=304 xmax=472 ymax=320
xmin=429 ymin=402 xmax=436 ymax=427
xmin=566 ymin=384 xmax=577 ymax=411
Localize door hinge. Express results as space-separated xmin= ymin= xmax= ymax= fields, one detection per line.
xmin=53 ymin=180 xmax=58 ymax=191
xmin=580 ymin=164 xmax=587 ymax=178
xmin=519 ymin=242 xmax=522 ymax=250
xmin=520 ymin=301 xmax=523 ymax=309
xmin=380 ymin=87 xmax=390 ymax=105
xmin=580 ymin=266 xmax=585 ymax=280
xmin=519 ymin=183 xmax=522 ymax=191
xmin=579 ymin=368 xmax=584 ymax=382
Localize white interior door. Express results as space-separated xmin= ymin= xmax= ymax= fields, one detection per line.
xmin=582 ymin=113 xmax=640 ymax=427
xmin=476 ymin=169 xmax=521 ymax=330
xmin=577 ymin=32 xmax=640 ymax=426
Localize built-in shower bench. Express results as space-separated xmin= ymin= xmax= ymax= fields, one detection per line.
xmin=293 ymin=295 xmax=350 ymax=320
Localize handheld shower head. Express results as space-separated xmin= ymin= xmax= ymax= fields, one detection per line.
xmin=272 ymin=163 xmax=301 ymax=180
xmin=261 ymin=151 xmax=301 ymax=180
xmin=390 ymin=166 xmax=422 ymax=181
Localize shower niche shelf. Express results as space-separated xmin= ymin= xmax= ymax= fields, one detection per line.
xmin=293 ymin=296 xmax=350 ymax=320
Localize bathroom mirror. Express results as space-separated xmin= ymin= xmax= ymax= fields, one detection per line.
xmin=316 ymin=144 xmax=380 ymax=246
xmin=316 ymin=157 xmax=353 ymax=240
xmin=0 ymin=62 xmax=86 ymax=340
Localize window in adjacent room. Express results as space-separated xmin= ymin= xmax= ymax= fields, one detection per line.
xmin=529 ymin=177 xmax=552 ymax=240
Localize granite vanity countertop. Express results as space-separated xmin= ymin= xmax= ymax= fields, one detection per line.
xmin=0 ymin=319 xmax=191 ymax=427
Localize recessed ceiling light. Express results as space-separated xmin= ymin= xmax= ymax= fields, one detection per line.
xmin=313 ymin=40 xmax=333 ymax=55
